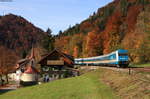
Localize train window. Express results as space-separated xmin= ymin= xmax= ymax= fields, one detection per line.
xmin=107 ymin=54 xmax=116 ymax=60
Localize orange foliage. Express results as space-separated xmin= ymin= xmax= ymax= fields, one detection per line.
xmin=126 ymin=5 xmax=143 ymax=31
xmin=54 ymin=0 xmax=149 ymax=61
xmin=55 ymin=36 xmax=70 ymax=52
xmin=86 ymin=30 xmax=102 ymax=57
xmin=0 ymin=46 xmax=19 ymax=75
xmin=80 ymin=21 xmax=92 ymax=31
xmin=73 ymin=46 xmax=79 ymax=58
xmin=101 ymin=10 xmax=121 ymax=54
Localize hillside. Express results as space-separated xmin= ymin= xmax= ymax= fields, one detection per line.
xmin=0 ymin=69 xmax=149 ymax=99
xmin=55 ymin=0 xmax=150 ymax=63
xmin=0 ymin=14 xmax=48 ymax=57
xmin=0 ymin=14 xmax=53 ymax=77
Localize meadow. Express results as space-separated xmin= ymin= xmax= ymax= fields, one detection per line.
xmin=0 ymin=70 xmax=118 ymax=99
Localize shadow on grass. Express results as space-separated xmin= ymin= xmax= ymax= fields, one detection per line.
xmin=0 ymin=89 xmax=14 ymax=95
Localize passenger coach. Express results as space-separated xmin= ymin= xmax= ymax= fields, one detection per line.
xmin=75 ymin=49 xmax=129 ymax=68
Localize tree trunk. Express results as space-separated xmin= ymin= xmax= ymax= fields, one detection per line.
xmin=0 ymin=75 xmax=3 ymax=85
xmin=5 ymin=74 xmax=9 ymax=84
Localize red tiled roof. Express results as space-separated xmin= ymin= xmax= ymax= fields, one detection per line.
xmin=24 ymin=66 xmax=39 ymax=74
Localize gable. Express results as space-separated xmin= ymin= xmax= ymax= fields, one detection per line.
xmin=38 ymin=49 xmax=74 ymax=66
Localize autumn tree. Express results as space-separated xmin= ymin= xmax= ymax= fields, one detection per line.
xmin=86 ymin=30 xmax=103 ymax=57
xmin=0 ymin=46 xmax=19 ymax=84
xmin=109 ymin=25 xmax=122 ymax=51
xmin=73 ymin=46 xmax=79 ymax=58
xmin=123 ymin=6 xmax=150 ymax=63
xmin=70 ymin=34 xmax=84 ymax=57
xmin=136 ymin=6 xmax=150 ymax=63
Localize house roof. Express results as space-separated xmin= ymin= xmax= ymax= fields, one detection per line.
xmin=17 ymin=58 xmax=29 ymax=64
xmin=16 ymin=58 xmax=30 ymax=69
xmin=38 ymin=49 xmax=74 ymax=64
xmin=62 ymin=52 xmax=74 ymax=62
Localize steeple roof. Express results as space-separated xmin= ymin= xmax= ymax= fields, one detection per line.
xmin=24 ymin=66 xmax=39 ymax=74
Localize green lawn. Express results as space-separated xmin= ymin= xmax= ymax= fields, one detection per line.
xmin=0 ymin=70 xmax=118 ymax=99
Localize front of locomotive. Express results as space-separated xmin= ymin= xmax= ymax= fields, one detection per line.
xmin=117 ymin=49 xmax=129 ymax=67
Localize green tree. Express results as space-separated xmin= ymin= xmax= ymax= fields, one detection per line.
xmin=136 ymin=6 xmax=150 ymax=63
xmin=46 ymin=28 xmax=52 ymax=37
xmin=42 ymin=28 xmax=55 ymax=51
xmin=58 ymin=30 xmax=63 ymax=36
xmin=22 ymin=50 xmax=27 ymax=58
xmin=137 ymin=0 xmax=149 ymax=5
xmin=120 ymin=0 xmax=129 ymax=16
xmin=109 ymin=30 xmax=122 ymax=51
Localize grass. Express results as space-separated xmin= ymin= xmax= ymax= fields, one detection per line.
xmin=0 ymin=70 xmax=118 ymax=99
xmin=130 ymin=63 xmax=150 ymax=68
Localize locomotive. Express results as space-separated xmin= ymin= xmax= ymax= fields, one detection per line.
xmin=75 ymin=49 xmax=129 ymax=68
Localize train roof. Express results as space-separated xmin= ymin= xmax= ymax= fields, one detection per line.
xmin=117 ymin=49 xmax=128 ymax=53
xmin=75 ymin=49 xmax=128 ymax=60
xmin=75 ymin=51 xmax=116 ymax=60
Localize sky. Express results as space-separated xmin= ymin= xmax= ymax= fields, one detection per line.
xmin=0 ymin=0 xmax=113 ymax=34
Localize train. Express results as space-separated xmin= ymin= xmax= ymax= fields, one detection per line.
xmin=75 ymin=49 xmax=129 ymax=68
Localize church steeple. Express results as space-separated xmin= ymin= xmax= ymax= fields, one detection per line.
xmin=29 ymin=45 xmax=35 ymax=60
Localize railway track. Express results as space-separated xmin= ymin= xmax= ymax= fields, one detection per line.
xmin=79 ymin=65 xmax=150 ymax=73
xmin=99 ymin=66 xmax=150 ymax=73
xmin=132 ymin=67 xmax=150 ymax=72
xmin=98 ymin=66 xmax=130 ymax=73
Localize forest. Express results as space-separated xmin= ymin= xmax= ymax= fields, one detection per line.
xmin=55 ymin=0 xmax=150 ymax=64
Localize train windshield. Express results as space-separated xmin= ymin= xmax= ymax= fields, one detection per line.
xmin=118 ymin=53 xmax=128 ymax=61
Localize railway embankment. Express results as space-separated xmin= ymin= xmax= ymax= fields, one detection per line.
xmin=79 ymin=66 xmax=150 ymax=99
xmin=99 ymin=68 xmax=150 ymax=99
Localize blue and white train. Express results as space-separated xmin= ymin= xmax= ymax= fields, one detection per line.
xmin=75 ymin=49 xmax=129 ymax=68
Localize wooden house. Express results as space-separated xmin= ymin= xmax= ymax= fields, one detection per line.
xmin=38 ymin=49 xmax=77 ymax=80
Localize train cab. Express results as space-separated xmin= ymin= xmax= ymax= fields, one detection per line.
xmin=117 ymin=49 xmax=129 ymax=67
